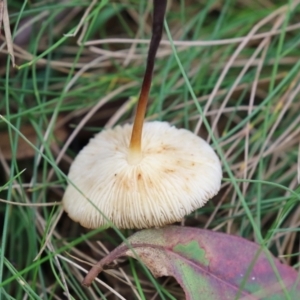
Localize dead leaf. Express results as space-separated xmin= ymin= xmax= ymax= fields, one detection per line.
xmin=83 ymin=226 xmax=300 ymax=300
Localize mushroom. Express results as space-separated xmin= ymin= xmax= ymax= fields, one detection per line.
xmin=62 ymin=0 xmax=222 ymax=229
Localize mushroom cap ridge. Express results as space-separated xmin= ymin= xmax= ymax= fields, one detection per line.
xmin=62 ymin=121 xmax=222 ymax=229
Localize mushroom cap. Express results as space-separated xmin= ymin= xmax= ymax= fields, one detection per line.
xmin=62 ymin=121 xmax=222 ymax=229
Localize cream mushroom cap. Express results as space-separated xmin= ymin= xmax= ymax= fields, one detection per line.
xmin=62 ymin=121 xmax=222 ymax=229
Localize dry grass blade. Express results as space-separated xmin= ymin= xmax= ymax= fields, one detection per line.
xmin=57 ymin=255 xmax=127 ymax=300
xmin=0 ymin=198 xmax=61 ymax=206
xmin=0 ymin=0 xmax=3 ymax=33
xmin=81 ymin=23 xmax=300 ymax=47
xmin=1 ymin=0 xmax=15 ymax=66
xmin=64 ymin=0 xmax=97 ymax=39
xmin=298 ymin=142 xmax=300 ymax=184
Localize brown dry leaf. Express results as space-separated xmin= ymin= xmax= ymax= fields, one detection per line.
xmin=1 ymin=0 xmax=15 ymax=67
xmin=0 ymin=121 xmax=68 ymax=159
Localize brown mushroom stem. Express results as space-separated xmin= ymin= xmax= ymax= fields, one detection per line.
xmin=128 ymin=0 xmax=167 ymax=164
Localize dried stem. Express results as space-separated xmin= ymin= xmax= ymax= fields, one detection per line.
xmin=82 ymin=244 xmax=129 ymax=287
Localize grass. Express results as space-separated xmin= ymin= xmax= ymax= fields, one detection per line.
xmin=1 ymin=0 xmax=300 ymax=298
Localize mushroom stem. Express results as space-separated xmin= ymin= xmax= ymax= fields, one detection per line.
xmin=128 ymin=0 xmax=167 ymax=164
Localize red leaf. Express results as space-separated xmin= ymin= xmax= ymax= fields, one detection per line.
xmin=83 ymin=226 xmax=300 ymax=299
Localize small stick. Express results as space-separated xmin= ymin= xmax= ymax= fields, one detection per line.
xmin=82 ymin=245 xmax=129 ymax=287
